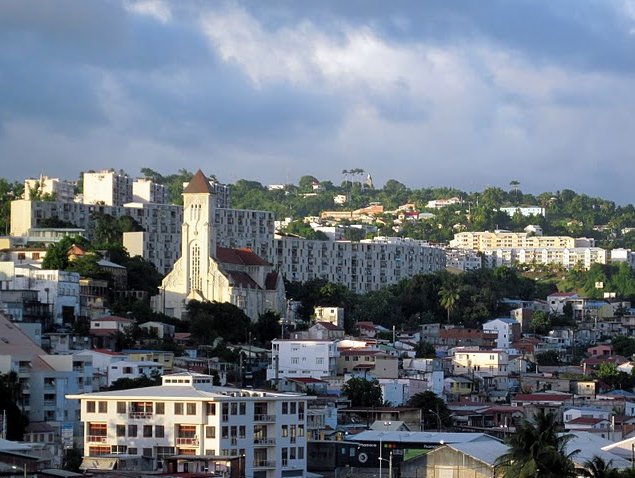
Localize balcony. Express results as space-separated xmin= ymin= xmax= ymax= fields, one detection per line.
xmin=87 ymin=435 xmax=107 ymax=443
xmin=254 ymin=414 xmax=275 ymax=422
xmin=253 ymin=460 xmax=276 ymax=469
xmin=176 ymin=437 xmax=199 ymax=446
xmin=128 ymin=412 xmax=153 ymax=420
xmin=253 ymin=438 xmax=276 ymax=446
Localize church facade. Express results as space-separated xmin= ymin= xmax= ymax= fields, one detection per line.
xmin=152 ymin=170 xmax=285 ymax=320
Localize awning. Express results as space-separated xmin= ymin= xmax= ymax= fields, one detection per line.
xmin=80 ymin=457 xmax=117 ymax=470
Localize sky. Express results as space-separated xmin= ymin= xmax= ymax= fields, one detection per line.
xmin=1 ymin=0 xmax=635 ymax=203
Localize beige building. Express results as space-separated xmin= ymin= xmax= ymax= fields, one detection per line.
xmin=337 ymin=349 xmax=399 ymax=379
xmin=450 ymin=230 xmax=594 ymax=250
xmin=82 ymin=169 xmax=133 ymax=206
xmin=153 ymin=170 xmax=285 ymax=321
xmin=24 ymin=176 xmax=75 ymax=203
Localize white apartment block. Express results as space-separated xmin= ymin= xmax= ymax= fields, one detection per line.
xmin=452 ymin=350 xmax=509 ymax=391
xmin=426 ymin=197 xmax=461 ymax=209
xmin=214 ymin=208 xmax=276 ymax=263
xmin=0 ymin=314 xmax=93 ymax=445
xmin=67 ymin=372 xmax=310 ymax=478
xmin=482 ymin=318 xmax=520 ymax=349
xmin=107 ymin=360 xmax=164 ymax=386
xmin=83 ymin=170 xmax=133 ymax=206
xmin=267 ymin=339 xmax=339 ymax=382
xmin=132 ymin=178 xmax=168 ymax=204
xmin=450 ymin=230 xmax=595 ymax=250
xmin=24 ymin=176 xmax=75 ymax=203
xmin=12 ymin=266 xmax=80 ymax=325
xmin=273 ymin=236 xmax=445 ymax=293
xmin=483 ymin=247 xmax=608 ymax=270
xmin=611 ymin=248 xmax=635 ymax=269
xmin=500 ymin=206 xmax=546 ymax=217
xmin=314 ymin=306 xmax=344 ymax=328
xmin=444 ymin=248 xmax=482 ymax=271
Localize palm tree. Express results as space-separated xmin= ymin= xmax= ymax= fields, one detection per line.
xmin=496 ymin=410 xmax=578 ymax=478
xmin=509 ymin=179 xmax=521 ymax=205
xmin=438 ymin=287 xmax=459 ymax=323
xmin=578 ymin=456 xmax=618 ymax=478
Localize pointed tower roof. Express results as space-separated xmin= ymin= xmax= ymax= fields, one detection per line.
xmin=183 ymin=170 xmax=214 ymax=194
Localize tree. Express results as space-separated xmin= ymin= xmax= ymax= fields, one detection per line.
xmin=536 ymin=350 xmax=560 ymax=366
xmin=531 ymin=310 xmax=552 ymax=335
xmin=408 ymin=391 xmax=452 ymax=431
xmin=341 ymin=378 xmax=382 ymax=407
xmin=496 ymin=410 xmax=578 ymax=478
xmin=439 ymin=287 xmax=459 ymax=323
xmin=187 ymin=300 xmax=251 ymax=345
xmin=254 ymin=310 xmax=281 ymax=345
xmin=414 ymin=340 xmax=436 ymax=358
xmin=578 ymin=456 xmax=619 ymax=478
xmin=0 ymin=372 xmax=28 ymax=440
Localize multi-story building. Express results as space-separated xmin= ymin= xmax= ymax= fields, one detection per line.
xmin=482 ymin=247 xmax=608 ymax=270
xmin=314 ymin=306 xmax=344 ymax=328
xmin=132 ymin=178 xmax=168 ymax=204
xmin=444 ymin=248 xmax=482 ymax=271
xmin=67 ymin=372 xmax=311 ymax=478
xmin=450 ymin=230 xmax=594 ymax=250
xmin=0 ymin=313 xmax=93 ymax=449
xmin=267 ymin=339 xmax=339 ymax=382
xmin=273 ymin=236 xmax=445 ymax=293
xmin=24 ymin=176 xmax=76 ymax=203
xmin=82 ymin=170 xmax=133 ymax=206
xmin=499 ymin=206 xmax=546 ymax=217
xmin=337 ymin=349 xmax=399 ymax=379
xmin=482 ymin=318 xmax=521 ymax=349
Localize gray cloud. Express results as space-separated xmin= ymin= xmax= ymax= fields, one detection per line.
xmin=1 ymin=0 xmax=634 ymax=204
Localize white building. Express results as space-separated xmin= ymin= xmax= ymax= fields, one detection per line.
xmin=450 ymin=230 xmax=595 ymax=250
xmin=611 ymin=248 xmax=635 ymax=269
xmin=83 ymin=170 xmax=133 ymax=206
xmin=273 ymin=236 xmax=445 ymax=293
xmin=67 ymin=372 xmax=311 ymax=478
xmin=426 ymin=197 xmax=461 ymax=209
xmin=24 ymin=176 xmax=75 ymax=203
xmin=444 ymin=248 xmax=482 ymax=271
xmin=11 ymin=266 xmax=80 ymax=325
xmin=314 ymin=306 xmax=344 ymax=328
xmin=500 ymin=206 xmax=546 ymax=217
xmin=132 ymin=178 xmax=167 ymax=204
xmin=482 ymin=318 xmax=520 ymax=349
xmin=482 ymin=247 xmax=607 ymax=270
xmin=267 ymin=339 xmax=339 ymax=382
xmin=0 ymin=314 xmax=93 ymax=447
xmin=153 ymin=170 xmax=285 ymax=321
xmin=107 ymin=360 xmax=164 ymax=386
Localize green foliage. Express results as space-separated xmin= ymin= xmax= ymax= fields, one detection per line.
xmin=0 ymin=372 xmax=29 ymax=440
xmin=341 ymin=377 xmax=383 ymax=407
xmin=187 ymin=300 xmax=251 ymax=345
xmin=42 ymin=235 xmax=90 ymax=270
xmin=0 ymin=178 xmax=24 ymax=234
xmin=531 ymin=311 xmax=552 ymax=335
xmin=414 ymin=340 xmax=436 ymax=358
xmin=108 ymin=371 xmax=162 ymax=390
xmin=612 ymin=336 xmax=635 ymax=358
xmin=536 ymin=350 xmax=560 ymax=366
xmin=253 ymin=310 xmax=281 ymax=345
xmin=407 ymin=391 xmax=452 ymax=430
xmin=496 ymin=410 xmax=577 ymax=478
xmin=62 ymin=448 xmax=83 ymax=472
xmin=594 ymin=362 xmax=634 ymax=391
xmin=282 ymin=220 xmax=328 ymax=240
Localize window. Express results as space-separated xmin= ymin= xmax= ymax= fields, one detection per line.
xmin=239 ymin=402 xmax=246 ymax=415
xmin=230 ymin=403 xmax=238 ymax=415
xmin=282 ymin=402 xmax=288 ymax=414
xmin=221 ymin=427 xmax=229 ymax=439
xmin=98 ymin=401 xmax=107 ymax=413
xmin=282 ymin=425 xmax=288 ymax=437
xmin=116 ymin=425 xmax=125 ymax=437
xmin=298 ymin=447 xmax=304 ymax=459
xmin=290 ymin=402 xmax=297 ymax=414
xmin=239 ymin=426 xmax=246 ymax=438
xmin=155 ymin=426 xmax=164 ymax=438
xmin=117 ymin=402 xmax=126 ymax=414
xmin=291 ymin=357 xmax=299 ymax=364
xmin=155 ymin=402 xmax=165 ymax=415
xmin=206 ymin=426 xmax=216 ymax=439
xmin=174 ymin=403 xmax=184 ymax=415
xmin=206 ymin=403 xmax=216 ymax=416
xmin=316 ymin=357 xmax=324 ymax=364
xmin=298 ymin=425 xmax=304 ymax=437
xmin=128 ymin=448 xmax=138 ymax=455
xmin=186 ymin=403 xmax=196 ymax=415
xmin=143 ymin=425 xmax=152 ymax=437
xmin=290 ymin=447 xmax=296 ymax=460
xmin=87 ymin=401 xmax=96 ymax=413
xmin=128 ymin=425 xmax=137 ymax=437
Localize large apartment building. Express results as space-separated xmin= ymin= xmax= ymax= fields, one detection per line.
xmin=67 ymin=372 xmax=311 ymax=478
xmin=24 ymin=176 xmax=76 ymax=203
xmin=273 ymin=236 xmax=445 ymax=292
xmin=450 ymin=230 xmax=594 ymax=250
xmin=82 ymin=170 xmax=134 ymax=207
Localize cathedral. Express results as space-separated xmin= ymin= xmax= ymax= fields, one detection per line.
xmin=152 ymin=170 xmax=286 ymax=321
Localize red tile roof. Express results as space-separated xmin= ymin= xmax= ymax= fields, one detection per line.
xmin=567 ymin=417 xmax=607 ymax=425
xmin=265 ymin=271 xmax=280 ymax=290
xmin=183 ymin=170 xmax=214 ymax=194
xmin=92 ymin=316 xmax=134 ymax=323
xmin=216 ymin=246 xmax=270 ymax=266
xmin=315 ymin=321 xmax=342 ymax=330
xmin=288 ymin=377 xmax=327 ymax=384
xmin=513 ymin=393 xmax=572 ymax=402
xmin=227 ymin=270 xmax=260 ymax=289
xmin=440 ymin=328 xmax=496 ymax=339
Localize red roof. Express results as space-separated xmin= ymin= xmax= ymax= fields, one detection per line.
xmin=92 ymin=348 xmax=123 ymax=355
xmin=440 ymin=329 xmax=496 ymax=339
xmin=288 ymin=377 xmax=327 ymax=384
xmin=183 ymin=170 xmax=214 ymax=194
xmin=513 ymin=393 xmax=572 ymax=402
xmin=92 ymin=316 xmax=134 ymax=323
xmin=227 ymin=270 xmax=260 ymax=288
xmin=265 ymin=271 xmax=280 ymax=290
xmin=567 ymin=417 xmax=607 ymax=426
xmin=89 ymin=329 xmax=118 ymax=337
xmin=216 ymin=246 xmax=270 ymax=266
xmin=315 ymin=321 xmax=342 ymax=330
xmin=339 ymin=349 xmax=382 ymax=356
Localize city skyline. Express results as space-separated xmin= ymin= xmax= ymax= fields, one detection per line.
xmin=1 ymin=1 xmax=635 ymax=202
